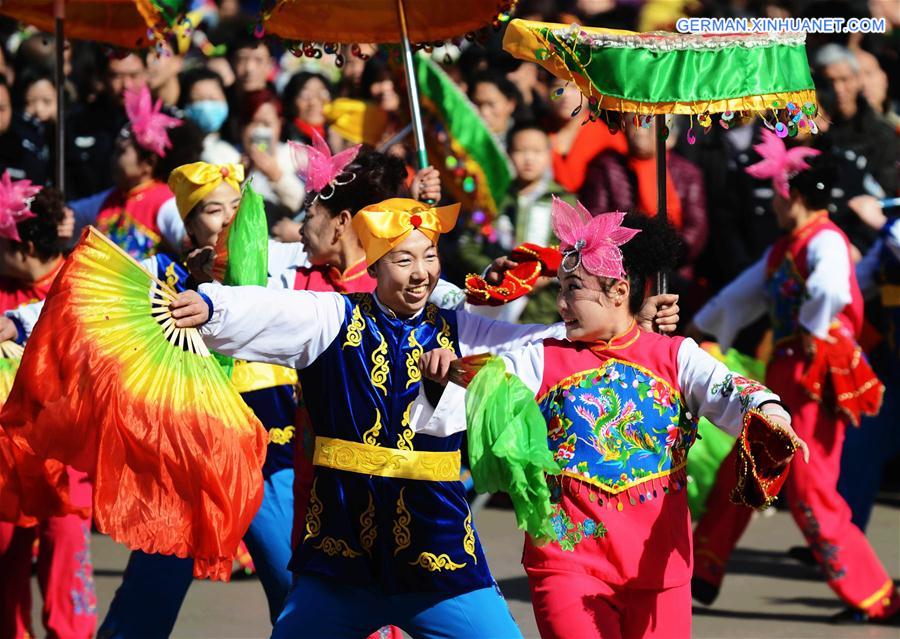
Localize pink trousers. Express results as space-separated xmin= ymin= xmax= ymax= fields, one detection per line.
xmin=0 ymin=468 xmax=95 ymax=639
xmin=527 ymin=567 xmax=691 ymax=639
xmin=693 ymin=353 xmax=898 ymax=617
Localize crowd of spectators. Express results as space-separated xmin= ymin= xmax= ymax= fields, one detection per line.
xmin=0 ymin=0 xmax=895 ymax=331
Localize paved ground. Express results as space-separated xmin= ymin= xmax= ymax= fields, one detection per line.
xmin=34 ymin=497 xmax=900 ymax=638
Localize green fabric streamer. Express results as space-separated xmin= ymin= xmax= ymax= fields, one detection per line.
xmin=687 ymin=348 xmax=767 ymax=518
xmin=539 ymin=28 xmax=814 ymax=105
xmin=213 ymin=184 xmax=269 ymax=378
xmin=413 ymin=53 xmax=511 ymax=214
xmin=465 ymin=357 xmax=561 ymax=543
xmin=224 ymin=184 xmax=268 ymax=288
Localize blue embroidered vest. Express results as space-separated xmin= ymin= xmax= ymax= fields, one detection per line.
xmin=293 ymin=293 xmax=493 ymax=594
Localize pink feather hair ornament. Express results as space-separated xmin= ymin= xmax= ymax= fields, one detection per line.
xmin=124 ymin=84 xmax=182 ymax=157
xmin=745 ymin=128 xmax=821 ymax=199
xmin=551 ymin=196 xmax=640 ymax=280
xmin=288 ymin=128 xmax=361 ymax=199
xmin=0 ymin=170 xmax=41 ymax=243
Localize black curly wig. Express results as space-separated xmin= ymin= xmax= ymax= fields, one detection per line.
xmin=15 ymin=186 xmax=65 ymax=260
xmin=312 ymin=146 xmax=410 ymax=217
xmin=594 ymin=212 xmax=682 ymax=314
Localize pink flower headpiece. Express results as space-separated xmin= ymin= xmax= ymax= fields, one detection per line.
xmin=124 ymin=84 xmax=182 ymax=157
xmin=0 ymin=170 xmax=41 ymax=242
xmin=551 ymin=197 xmax=640 ymax=280
xmin=745 ymin=128 xmax=821 ymax=199
xmin=289 ymin=128 xmax=361 ymax=200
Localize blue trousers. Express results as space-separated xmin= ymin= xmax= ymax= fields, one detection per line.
xmin=271 ymin=574 xmax=523 ymax=639
xmin=98 ymin=468 xmax=295 ymax=638
xmin=838 ymin=372 xmax=900 ymax=530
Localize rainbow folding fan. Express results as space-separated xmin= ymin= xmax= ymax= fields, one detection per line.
xmin=0 ymin=341 xmax=21 ymax=405
xmin=0 ymin=227 xmax=268 ymax=580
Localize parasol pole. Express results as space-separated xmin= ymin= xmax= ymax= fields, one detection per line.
xmin=654 ymin=113 xmax=668 ymax=295
xmin=395 ymin=0 xmax=429 ymax=171
xmin=54 ymin=0 xmax=65 ymax=195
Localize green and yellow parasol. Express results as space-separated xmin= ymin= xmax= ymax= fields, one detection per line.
xmin=503 ymin=19 xmax=819 ymax=291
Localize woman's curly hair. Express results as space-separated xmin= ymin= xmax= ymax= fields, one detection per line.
xmin=15 ymin=186 xmax=65 ymax=259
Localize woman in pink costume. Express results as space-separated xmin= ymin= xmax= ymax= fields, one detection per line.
xmin=689 ymin=132 xmax=899 ymax=625
xmin=421 ymin=199 xmax=807 ymax=638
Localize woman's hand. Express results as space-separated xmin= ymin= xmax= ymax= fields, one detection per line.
xmin=419 ymin=348 xmax=456 ymax=386
xmin=246 ymin=144 xmax=283 ymax=183
xmin=484 ymin=256 xmax=518 ymax=285
xmin=0 ymin=316 xmax=18 ymax=342
xmin=170 ymin=291 xmax=210 ymax=328
xmin=637 ymin=294 xmax=680 ymax=334
xmin=411 ymin=166 xmax=441 ymax=203
xmin=186 ymin=246 xmax=216 ymax=284
xmin=760 ymin=407 xmax=810 ymax=463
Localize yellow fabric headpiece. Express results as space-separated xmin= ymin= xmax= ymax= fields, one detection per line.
xmin=323 ymin=98 xmax=389 ymax=146
xmin=168 ymin=162 xmax=245 ymax=220
xmin=352 ymin=198 xmax=460 ymax=265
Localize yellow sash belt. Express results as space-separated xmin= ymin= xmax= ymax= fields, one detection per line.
xmin=231 ymin=361 xmax=298 ymax=394
xmin=313 ymin=436 xmax=460 ymax=482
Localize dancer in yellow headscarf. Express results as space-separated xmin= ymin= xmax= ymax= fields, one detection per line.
xmin=165 ymin=189 xmax=573 ymax=637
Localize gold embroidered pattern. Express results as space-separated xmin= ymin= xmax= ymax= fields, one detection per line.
xmin=164 ymin=262 xmax=179 ymax=288
xmin=269 ymin=425 xmax=296 ymax=445
xmin=409 ymin=552 xmax=466 ymax=572
xmin=314 ymin=537 xmax=363 ymax=558
xmin=437 ymin=317 xmax=453 ymax=351
xmin=463 ymin=512 xmax=477 ymax=564
xmin=359 ymin=493 xmax=377 ymax=556
xmin=396 ymin=402 xmax=415 ymax=451
xmin=343 ymin=305 xmax=366 ymax=349
xmin=313 ymin=437 xmax=459 ymax=481
xmin=393 ymin=488 xmax=411 ymax=556
xmin=405 ymin=330 xmax=423 ymax=388
xmin=370 ymin=338 xmax=389 ymax=395
xmin=304 ymin=478 xmax=322 ymax=542
xmin=362 ymin=409 xmax=383 ymax=446
xmin=425 ymin=303 xmax=439 ymax=325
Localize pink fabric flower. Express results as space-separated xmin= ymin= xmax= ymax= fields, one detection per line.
xmin=551 ymin=197 xmax=640 ymax=280
xmin=124 ymin=84 xmax=182 ymax=157
xmin=745 ymin=128 xmax=821 ymax=199
xmin=0 ymin=170 xmax=41 ymax=242
xmin=289 ymin=128 xmax=361 ymax=194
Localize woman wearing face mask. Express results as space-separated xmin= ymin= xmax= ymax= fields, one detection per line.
xmin=238 ymin=89 xmax=305 ymax=221
xmin=179 ymin=67 xmax=240 ymax=166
